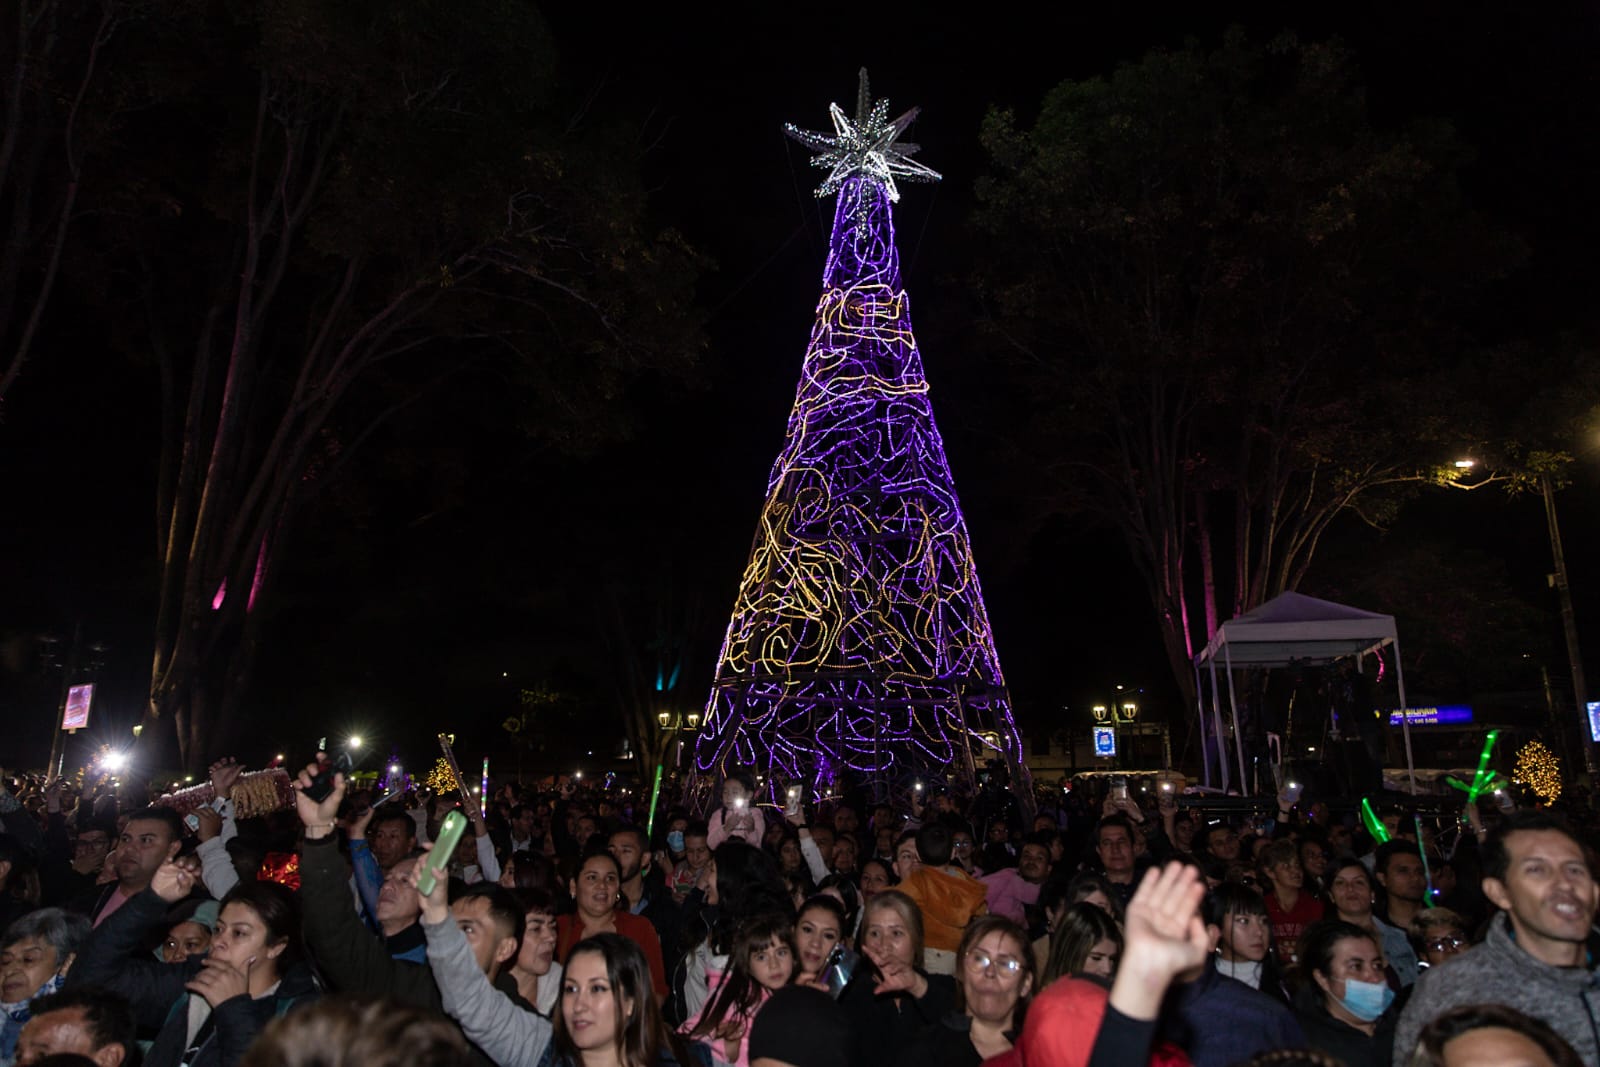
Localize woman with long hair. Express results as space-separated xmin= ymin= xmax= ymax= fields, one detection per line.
xmin=550 ymin=933 xmax=697 ymax=1067
xmin=792 ymin=896 xmax=847 ymax=990
xmin=1204 ymin=882 xmax=1291 ymax=1004
xmin=673 ymin=842 xmax=790 ymax=1024
xmin=68 ymin=862 xmax=318 ymax=1067
xmin=1040 ymin=903 xmax=1122 ymax=986
xmin=681 ymin=914 xmax=795 ymax=1066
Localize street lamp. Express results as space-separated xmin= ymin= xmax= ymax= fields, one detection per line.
xmin=1454 ymin=455 xmax=1596 ymax=776
xmin=1540 ymin=470 xmax=1599 ymax=775
xmin=1119 ymin=701 xmax=1139 ymax=722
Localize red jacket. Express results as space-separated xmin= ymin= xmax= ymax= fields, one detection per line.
xmin=557 ymin=909 xmax=669 ymax=997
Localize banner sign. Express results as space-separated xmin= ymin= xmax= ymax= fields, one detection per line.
xmin=62 ymin=684 xmax=94 ymax=731
xmin=1386 ymin=705 xmax=1472 ymax=727
xmin=1092 ymin=726 xmax=1117 ymax=757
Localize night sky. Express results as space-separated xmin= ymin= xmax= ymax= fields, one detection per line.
xmin=4 ymin=2 xmax=1599 ymax=778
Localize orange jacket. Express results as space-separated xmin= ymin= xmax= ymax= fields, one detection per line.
xmin=899 ymin=866 xmax=988 ymax=953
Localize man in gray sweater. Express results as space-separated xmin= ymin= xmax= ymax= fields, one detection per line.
xmin=1393 ymin=811 xmax=1600 ymax=1064
xmin=415 ymin=853 xmax=553 ymax=1067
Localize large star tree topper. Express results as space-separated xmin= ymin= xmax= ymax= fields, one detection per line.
xmin=784 ymin=68 xmax=941 ymax=203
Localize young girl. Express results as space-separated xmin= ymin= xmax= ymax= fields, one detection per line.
xmin=683 ymin=913 xmax=795 ymax=1067
xmin=706 ymin=772 xmax=765 ymax=849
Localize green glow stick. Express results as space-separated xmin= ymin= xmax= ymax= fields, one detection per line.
xmin=1414 ymin=815 xmax=1435 ymax=908
xmin=645 ymin=763 xmax=664 ymax=838
xmin=1465 ymin=730 xmax=1500 ymax=805
xmin=417 ymin=811 xmax=466 ymax=896
xmin=1361 ymin=798 xmax=1391 ymax=844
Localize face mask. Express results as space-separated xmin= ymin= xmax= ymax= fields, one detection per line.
xmin=667 ymin=831 xmax=685 ymax=853
xmin=1337 ymin=977 xmax=1395 ymax=1022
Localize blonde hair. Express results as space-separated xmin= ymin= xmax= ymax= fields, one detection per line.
xmin=862 ymin=889 xmax=925 ymax=970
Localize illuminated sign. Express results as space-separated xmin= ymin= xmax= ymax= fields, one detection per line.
xmin=1587 ymin=702 xmax=1600 ymax=743
xmin=1387 ymin=705 xmax=1472 ymax=727
xmin=1093 ymin=727 xmax=1117 ymax=757
xmin=62 ymin=684 xmax=94 ymax=731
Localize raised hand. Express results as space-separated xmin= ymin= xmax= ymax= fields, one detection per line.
xmin=1157 ymin=790 xmax=1179 ymax=820
xmin=209 ymin=757 xmax=244 ymax=800
xmin=406 ymin=842 xmax=451 ymax=925
xmin=185 ymin=955 xmax=253 ymax=1008
xmin=1108 ymin=861 xmax=1210 ymax=1021
xmin=344 ymin=802 xmax=376 ymax=840
xmin=866 ymin=948 xmax=928 ymax=1000
xmin=150 ymin=859 xmax=196 ymax=903
xmin=291 ymin=755 xmax=345 ymax=838
xmin=194 ymin=807 xmax=223 ymax=843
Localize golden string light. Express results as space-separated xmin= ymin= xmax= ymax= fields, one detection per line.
xmin=1513 ymin=739 xmax=1562 ymax=803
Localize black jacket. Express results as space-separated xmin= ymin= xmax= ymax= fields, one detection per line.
xmin=1291 ymin=981 xmax=1396 ymax=1067
xmin=840 ymin=968 xmax=957 ymax=1067
xmin=68 ymin=888 xmax=320 ymax=1067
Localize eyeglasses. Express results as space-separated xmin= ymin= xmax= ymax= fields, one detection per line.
xmin=953 ymin=841 xmax=973 ymax=850
xmin=966 ymin=948 xmax=1022 ymax=974
xmin=1426 ymin=937 xmax=1465 ymax=953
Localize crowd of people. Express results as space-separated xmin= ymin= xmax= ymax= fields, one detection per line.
xmin=0 ymin=756 xmax=1596 ymax=1067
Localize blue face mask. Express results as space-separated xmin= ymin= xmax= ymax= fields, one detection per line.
xmin=666 ymin=831 xmax=685 ymax=853
xmin=1337 ymin=977 xmax=1395 ymax=1022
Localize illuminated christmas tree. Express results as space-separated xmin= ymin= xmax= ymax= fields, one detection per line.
xmin=689 ymin=71 xmax=1029 ymax=801
xmin=424 ymin=757 xmax=456 ymax=794
xmin=1514 ymin=739 xmax=1562 ymax=803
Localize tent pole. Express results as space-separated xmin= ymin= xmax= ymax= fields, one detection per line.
xmin=1193 ymin=661 xmax=1211 ymax=788
xmin=1208 ymin=655 xmax=1230 ymax=793
xmin=1393 ymin=639 xmax=1416 ymax=795
xmin=1224 ymin=643 xmax=1249 ymax=792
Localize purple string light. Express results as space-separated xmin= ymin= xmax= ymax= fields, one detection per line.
xmin=691 ymin=167 xmax=1026 ymax=800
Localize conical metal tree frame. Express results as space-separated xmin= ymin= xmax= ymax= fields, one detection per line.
xmin=687 ymin=94 xmax=1031 ymax=805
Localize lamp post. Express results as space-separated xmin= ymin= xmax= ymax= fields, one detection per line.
xmin=1541 ymin=472 xmax=1599 ymax=777
xmin=1118 ymin=700 xmax=1138 ymax=769
xmin=649 ymin=709 xmax=701 ymax=836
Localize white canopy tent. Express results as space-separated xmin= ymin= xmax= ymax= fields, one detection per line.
xmin=1192 ymin=591 xmax=1415 ymax=794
